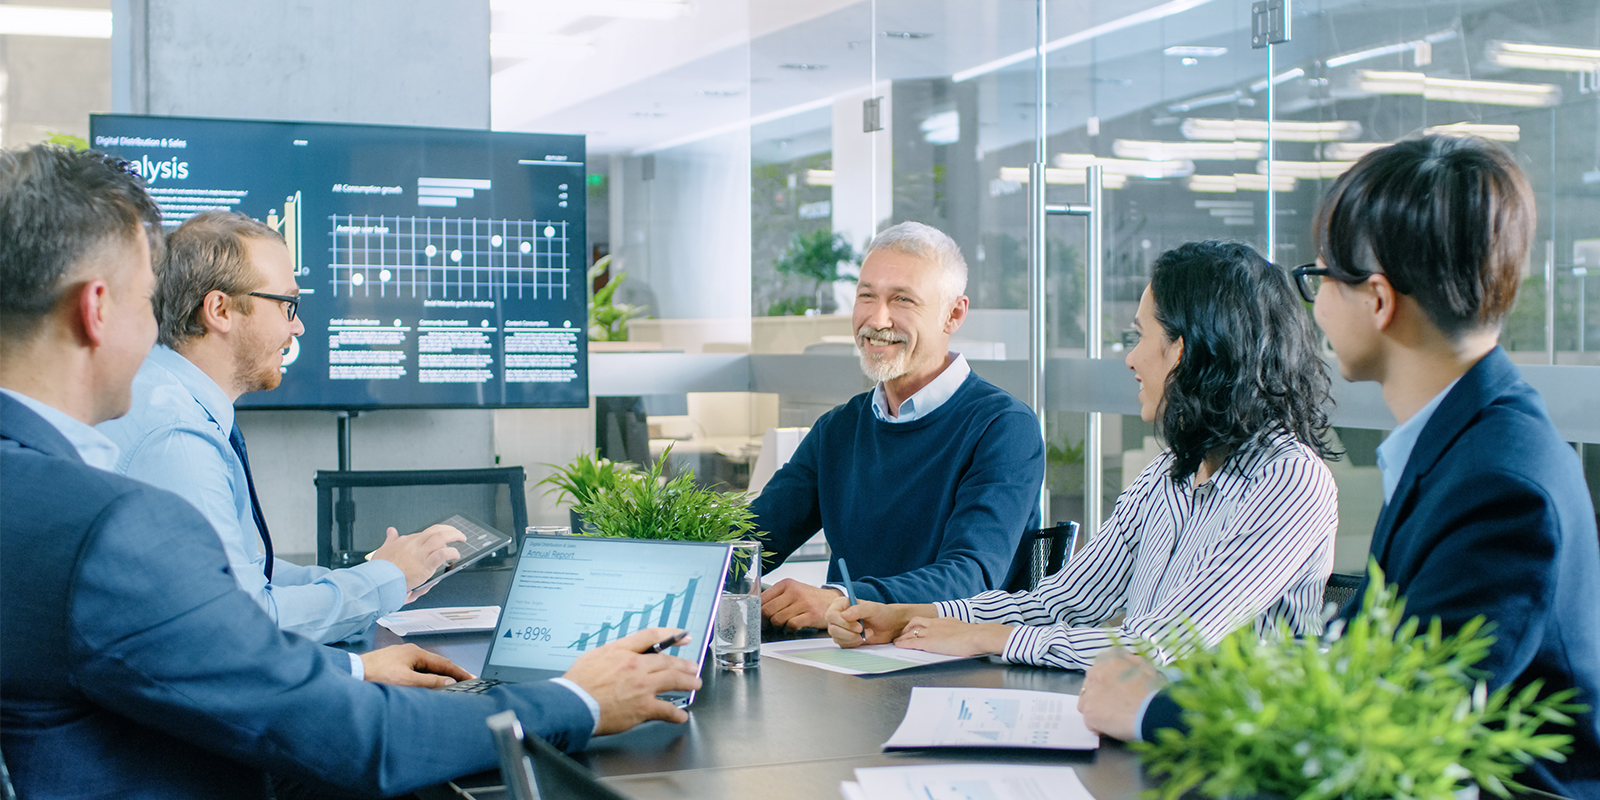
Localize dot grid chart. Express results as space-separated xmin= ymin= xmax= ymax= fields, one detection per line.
xmin=328 ymin=215 xmax=570 ymax=300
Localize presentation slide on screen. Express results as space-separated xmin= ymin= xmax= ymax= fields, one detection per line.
xmin=488 ymin=538 xmax=730 ymax=672
xmin=90 ymin=114 xmax=588 ymax=409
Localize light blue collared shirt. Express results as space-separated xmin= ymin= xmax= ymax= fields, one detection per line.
xmin=0 ymin=389 xmax=121 ymax=471
xmin=1375 ymin=378 xmax=1460 ymax=504
xmin=870 ymin=352 xmax=970 ymax=423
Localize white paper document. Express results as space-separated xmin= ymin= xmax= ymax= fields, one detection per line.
xmin=760 ymin=639 xmax=976 ymax=675
xmin=883 ymin=687 xmax=1099 ymax=750
xmin=377 ymin=606 xmax=500 ymax=636
xmin=850 ymin=764 xmax=1094 ymax=800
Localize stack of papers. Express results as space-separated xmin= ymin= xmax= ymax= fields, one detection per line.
xmin=883 ymin=687 xmax=1099 ymax=750
xmin=842 ymin=764 xmax=1094 ymax=800
xmin=377 ymin=606 xmax=500 ymax=636
xmin=760 ymin=640 xmax=976 ymax=675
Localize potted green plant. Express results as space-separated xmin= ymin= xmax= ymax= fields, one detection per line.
xmin=588 ymin=255 xmax=649 ymax=342
xmin=770 ymin=229 xmax=858 ymax=315
xmin=1137 ymin=562 xmax=1581 ymax=800
xmin=575 ymin=445 xmax=757 ymax=544
xmin=538 ymin=451 xmax=641 ymax=532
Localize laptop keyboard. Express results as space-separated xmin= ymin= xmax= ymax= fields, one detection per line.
xmin=440 ymin=678 xmax=505 ymax=694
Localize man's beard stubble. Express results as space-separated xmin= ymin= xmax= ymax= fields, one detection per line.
xmin=857 ymin=324 xmax=910 ymax=383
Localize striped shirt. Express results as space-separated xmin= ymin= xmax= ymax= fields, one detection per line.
xmin=935 ymin=429 xmax=1337 ymax=669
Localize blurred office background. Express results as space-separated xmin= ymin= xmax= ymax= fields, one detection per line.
xmin=8 ymin=0 xmax=1598 ymax=570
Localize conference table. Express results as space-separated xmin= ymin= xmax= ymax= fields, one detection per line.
xmin=349 ymin=563 xmax=1155 ymax=800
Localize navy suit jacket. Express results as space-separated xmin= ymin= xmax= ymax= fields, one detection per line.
xmin=1143 ymin=348 xmax=1600 ymax=798
xmin=0 ymin=395 xmax=595 ymax=800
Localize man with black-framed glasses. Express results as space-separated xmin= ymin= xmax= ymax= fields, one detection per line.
xmin=99 ymin=210 xmax=468 ymax=647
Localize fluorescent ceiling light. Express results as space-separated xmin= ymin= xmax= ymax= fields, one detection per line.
xmin=1256 ymin=160 xmax=1356 ymax=180
xmin=0 ymin=6 xmax=111 ymax=38
xmin=953 ymin=0 xmax=1218 ymax=83
xmin=491 ymin=33 xmax=595 ymax=58
xmin=998 ymin=167 xmax=1130 ymax=189
xmin=1488 ymin=41 xmax=1600 ymax=72
xmin=1249 ymin=68 xmax=1304 ymax=93
xmin=1115 ymin=139 xmax=1265 ymax=160
xmin=1356 ymin=70 xmax=1562 ymax=107
xmin=1324 ymin=29 xmax=1457 ymax=69
xmin=1054 ymin=153 xmax=1195 ymax=179
xmin=1423 ymin=122 xmax=1520 ymax=142
xmin=1179 ymin=118 xmax=1362 ymax=142
xmin=1166 ymin=90 xmax=1245 ymax=114
xmin=803 ymin=170 xmax=834 ymax=186
xmin=1320 ymin=141 xmax=1390 ymax=160
xmin=1186 ymin=173 xmax=1298 ymax=193
xmin=1164 ymin=45 xmax=1227 ymax=57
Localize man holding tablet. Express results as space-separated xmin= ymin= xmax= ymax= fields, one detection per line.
xmin=99 ymin=210 xmax=465 ymax=645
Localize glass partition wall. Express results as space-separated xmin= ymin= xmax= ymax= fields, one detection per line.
xmin=585 ymin=0 xmax=1599 ymax=563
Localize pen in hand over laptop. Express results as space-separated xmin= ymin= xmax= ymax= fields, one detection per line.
xmin=646 ymin=631 xmax=689 ymax=654
xmin=837 ymin=559 xmax=864 ymax=643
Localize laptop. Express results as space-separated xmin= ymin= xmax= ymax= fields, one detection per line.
xmin=442 ymin=534 xmax=734 ymax=708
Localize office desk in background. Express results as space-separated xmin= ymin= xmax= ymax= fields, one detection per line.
xmin=354 ymin=566 xmax=1151 ymax=800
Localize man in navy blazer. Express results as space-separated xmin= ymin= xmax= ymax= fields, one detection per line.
xmin=0 ymin=144 xmax=701 ymax=799
xmin=1079 ymin=135 xmax=1600 ymax=798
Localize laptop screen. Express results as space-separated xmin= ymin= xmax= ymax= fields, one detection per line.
xmin=481 ymin=535 xmax=734 ymax=683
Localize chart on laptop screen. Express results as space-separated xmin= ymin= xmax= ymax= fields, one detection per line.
xmin=488 ymin=537 xmax=730 ymax=672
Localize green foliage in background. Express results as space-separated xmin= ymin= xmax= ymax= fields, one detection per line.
xmin=44 ymin=132 xmax=90 ymax=151
xmin=769 ymin=228 xmax=859 ymax=315
xmin=537 ymin=451 xmax=640 ymax=507
xmin=587 ymin=255 xmax=649 ymax=342
xmin=766 ymin=297 xmax=815 ymax=316
xmin=1137 ymin=560 xmax=1581 ymax=800
xmin=576 ymin=444 xmax=758 ymax=543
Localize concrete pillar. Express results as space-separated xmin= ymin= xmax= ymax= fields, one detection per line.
xmin=110 ymin=0 xmax=588 ymax=560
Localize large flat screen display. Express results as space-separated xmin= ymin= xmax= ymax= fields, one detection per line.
xmin=90 ymin=114 xmax=588 ymax=409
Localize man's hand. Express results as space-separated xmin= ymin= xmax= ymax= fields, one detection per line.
xmin=1077 ymin=648 xmax=1168 ymax=741
xmin=360 ymin=643 xmax=474 ymax=688
xmin=562 ymin=627 xmax=702 ymax=736
xmin=760 ymin=578 xmax=843 ymax=630
xmin=892 ymin=616 xmax=1011 ymax=657
xmin=369 ymin=524 xmax=466 ymax=592
xmin=824 ymin=597 xmax=923 ymax=647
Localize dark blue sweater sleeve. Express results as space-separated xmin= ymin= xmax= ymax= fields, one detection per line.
xmin=749 ymin=413 xmax=827 ymax=570
xmin=851 ymin=408 xmax=1044 ymax=604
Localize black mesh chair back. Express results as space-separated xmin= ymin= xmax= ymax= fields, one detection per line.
xmin=1323 ymin=572 xmax=1365 ymax=619
xmin=314 ymin=467 xmax=528 ymax=569
xmin=1003 ymin=522 xmax=1082 ymax=593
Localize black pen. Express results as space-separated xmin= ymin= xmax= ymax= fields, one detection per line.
xmin=646 ymin=631 xmax=688 ymax=653
xmin=838 ymin=559 xmax=864 ymax=642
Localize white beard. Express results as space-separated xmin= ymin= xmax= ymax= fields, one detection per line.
xmin=857 ymin=325 xmax=910 ymax=383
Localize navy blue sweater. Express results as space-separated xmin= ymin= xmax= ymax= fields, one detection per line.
xmin=752 ymin=371 xmax=1044 ymax=604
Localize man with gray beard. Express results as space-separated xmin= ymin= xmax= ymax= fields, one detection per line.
xmin=754 ymin=222 xmax=1045 ymax=630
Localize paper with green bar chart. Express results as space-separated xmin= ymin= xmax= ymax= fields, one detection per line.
xmin=760 ymin=640 xmax=976 ymax=675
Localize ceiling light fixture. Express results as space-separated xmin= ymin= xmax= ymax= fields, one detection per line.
xmin=1164 ymin=45 xmax=1228 ymax=57
xmin=1356 ymin=70 xmax=1561 ymax=107
xmin=1054 ymin=153 xmax=1195 ymax=179
xmin=1255 ymin=160 xmax=1356 ymax=180
xmin=1487 ymin=41 xmax=1600 ymax=72
xmin=804 ymin=170 xmax=835 ymax=186
xmin=1324 ymin=29 xmax=1457 ymax=69
xmin=0 ymin=5 xmax=112 ymax=38
xmin=953 ymin=0 xmax=1218 ymax=83
xmin=1186 ymin=173 xmax=1297 ymax=193
xmin=1114 ymin=139 xmax=1265 ymax=161
xmin=1180 ymin=118 xmax=1362 ymax=142
xmin=998 ymin=166 xmax=1130 ymax=189
xmin=1423 ymin=122 xmax=1520 ymax=141
xmin=1249 ymin=67 xmax=1304 ymax=93
xmin=1320 ymin=141 xmax=1390 ymax=160
xmin=1166 ymin=90 xmax=1245 ymax=113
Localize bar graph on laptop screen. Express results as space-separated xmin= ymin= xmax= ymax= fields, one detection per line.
xmin=488 ymin=537 xmax=730 ymax=671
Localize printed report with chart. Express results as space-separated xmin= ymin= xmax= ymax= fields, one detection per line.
xmin=760 ymin=640 xmax=976 ymax=675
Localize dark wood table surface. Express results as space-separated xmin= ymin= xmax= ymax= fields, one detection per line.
xmin=350 ymin=564 xmax=1153 ymax=800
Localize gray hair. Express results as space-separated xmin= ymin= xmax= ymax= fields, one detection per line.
xmin=156 ymin=210 xmax=283 ymax=348
xmin=864 ymin=221 xmax=968 ymax=306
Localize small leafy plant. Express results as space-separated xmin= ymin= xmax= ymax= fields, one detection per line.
xmin=1137 ymin=561 xmax=1581 ymax=800
xmin=588 ymin=256 xmax=649 ymax=342
xmin=538 ymin=452 xmax=640 ymax=507
xmin=575 ymin=445 xmax=758 ymax=543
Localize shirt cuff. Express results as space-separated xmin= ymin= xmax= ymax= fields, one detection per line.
xmin=348 ymin=652 xmax=365 ymax=680
xmin=933 ymin=600 xmax=971 ymax=621
xmin=1131 ymin=689 xmax=1160 ymax=743
xmin=358 ymin=558 xmax=411 ymax=612
xmin=550 ymin=677 xmax=601 ymax=734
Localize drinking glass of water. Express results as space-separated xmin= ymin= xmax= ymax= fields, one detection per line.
xmin=714 ymin=540 xmax=761 ymax=670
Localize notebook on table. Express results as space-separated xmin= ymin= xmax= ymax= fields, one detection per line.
xmin=441 ymin=534 xmax=734 ymax=708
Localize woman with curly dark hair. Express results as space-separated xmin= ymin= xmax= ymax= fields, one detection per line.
xmin=826 ymin=240 xmax=1340 ymax=668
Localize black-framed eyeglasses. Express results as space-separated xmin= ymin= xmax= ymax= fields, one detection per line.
xmin=248 ymin=291 xmax=299 ymax=321
xmin=1290 ymin=264 xmax=1332 ymax=304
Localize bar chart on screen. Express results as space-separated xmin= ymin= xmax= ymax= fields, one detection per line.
xmin=565 ymin=576 xmax=700 ymax=656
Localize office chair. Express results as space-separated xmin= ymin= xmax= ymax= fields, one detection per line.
xmin=314 ymin=467 xmax=528 ymax=569
xmin=1003 ymin=522 xmax=1082 ymax=593
xmin=486 ymin=710 xmax=628 ymax=800
xmin=1322 ymin=572 xmax=1366 ymax=619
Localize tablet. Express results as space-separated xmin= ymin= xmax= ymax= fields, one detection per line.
xmin=410 ymin=512 xmax=514 ymax=592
